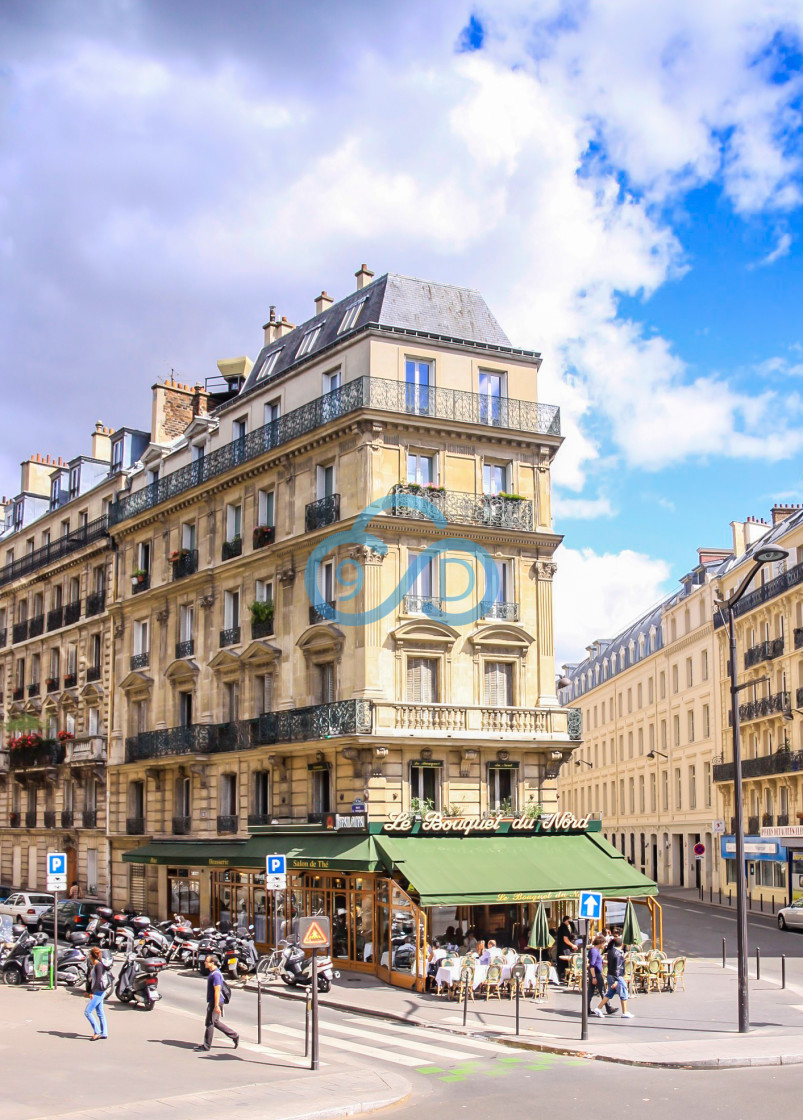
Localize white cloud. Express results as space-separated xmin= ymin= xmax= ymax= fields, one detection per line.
xmin=553 ymin=546 xmax=672 ymax=667
xmin=553 ymin=494 xmax=614 ymax=521
xmin=751 ymin=231 xmax=793 ymax=268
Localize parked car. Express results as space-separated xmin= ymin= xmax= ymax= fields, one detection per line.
xmin=0 ymin=885 xmax=17 ymax=903
xmin=37 ymin=899 xmax=104 ymax=941
xmin=777 ymin=899 xmax=803 ymax=931
xmin=0 ymin=892 xmax=55 ymax=927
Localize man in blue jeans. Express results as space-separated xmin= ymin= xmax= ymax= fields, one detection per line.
xmin=196 ymin=955 xmax=239 ymax=1052
xmin=593 ymin=936 xmax=634 ymax=1019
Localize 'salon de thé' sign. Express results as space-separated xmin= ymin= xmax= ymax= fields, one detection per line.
xmin=383 ymin=810 xmax=591 ymax=835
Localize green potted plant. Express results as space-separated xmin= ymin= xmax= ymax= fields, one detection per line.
xmin=132 ymin=567 xmax=147 ymax=583
xmin=409 ymin=796 xmax=435 ymax=819
xmin=249 ymin=599 xmax=275 ymax=623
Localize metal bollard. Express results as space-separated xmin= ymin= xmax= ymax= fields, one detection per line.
xmin=257 ymin=976 xmax=262 ymax=1046
xmin=760 ymin=894 xmax=764 ymax=913
xmin=515 ymin=979 xmax=521 ymax=1036
xmin=305 ymin=988 xmax=312 ymax=1058
xmin=728 ymin=890 xmax=732 ymax=907
xmin=722 ymin=937 xmax=726 ymax=968
xmin=709 ymin=885 xmax=713 ymax=904
xmin=782 ymin=955 xmax=787 ymax=989
xmin=719 ymin=887 xmax=722 ymax=905
xmin=756 ymin=946 xmax=761 ymax=980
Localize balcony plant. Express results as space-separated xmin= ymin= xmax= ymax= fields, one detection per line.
xmin=45 ymin=677 xmax=57 ymax=689
xmin=57 ymin=730 xmax=74 ymax=742
xmin=253 ymin=525 xmax=275 ymax=548
xmin=249 ymin=599 xmax=275 ymax=624
xmin=409 ymin=796 xmax=435 ymax=819
xmin=132 ymin=567 xmax=148 ymax=583
xmin=169 ymin=549 xmax=190 ymax=562
xmin=497 ymin=492 xmax=525 ymax=501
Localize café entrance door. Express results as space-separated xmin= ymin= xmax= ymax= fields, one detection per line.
xmin=375 ymin=879 xmax=426 ymax=991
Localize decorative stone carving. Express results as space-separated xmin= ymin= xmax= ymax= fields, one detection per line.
xmin=155 ymin=606 xmax=170 ymax=625
xmin=114 ymin=623 xmax=125 ymax=639
xmin=199 ymin=594 xmax=215 ymax=610
xmin=535 ymin=560 xmax=558 ymax=581
xmin=349 ymin=544 xmax=385 ymax=566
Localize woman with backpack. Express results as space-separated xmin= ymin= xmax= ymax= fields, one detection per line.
xmin=84 ymin=946 xmax=109 ymax=1040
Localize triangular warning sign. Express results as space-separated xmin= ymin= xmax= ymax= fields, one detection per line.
xmin=301 ymin=920 xmax=329 ymax=948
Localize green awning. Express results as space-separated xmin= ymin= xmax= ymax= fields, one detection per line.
xmin=374 ymin=831 xmax=657 ymax=906
xmin=121 ymin=842 xmax=251 ymax=867
xmin=121 ymin=833 xmax=382 ymax=872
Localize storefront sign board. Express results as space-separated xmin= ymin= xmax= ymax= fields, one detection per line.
xmin=383 ymin=810 xmax=591 ymax=835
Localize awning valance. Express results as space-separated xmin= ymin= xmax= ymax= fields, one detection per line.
xmin=121 ymin=833 xmax=382 ymax=872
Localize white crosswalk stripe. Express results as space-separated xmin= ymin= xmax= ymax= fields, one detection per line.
xmin=261 ymin=1024 xmax=424 ymax=1067
xmin=342 ymin=1015 xmax=511 ymax=1054
xmin=322 ymin=1019 xmax=489 ymax=1061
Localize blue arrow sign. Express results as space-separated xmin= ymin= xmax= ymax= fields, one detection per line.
xmin=578 ymin=891 xmax=602 ymax=920
xmin=266 ymin=854 xmax=286 ymax=876
xmin=47 ymin=852 xmax=67 ymax=877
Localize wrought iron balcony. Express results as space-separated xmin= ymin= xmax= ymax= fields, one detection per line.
xmin=8 ymin=741 xmax=65 ymax=768
xmin=389 ymin=485 xmax=534 ymax=531
xmin=61 ymin=810 xmax=74 ymax=827
xmin=125 ymin=700 xmax=373 ymax=763
xmin=131 ymin=574 xmax=150 ymax=595
xmin=63 ymin=672 xmax=78 ymax=689
xmin=305 ymin=494 xmax=340 ymax=532
xmin=252 ymin=618 xmax=274 ymax=639
xmin=86 ymin=590 xmax=105 ymax=616
xmin=778 ymin=814 xmax=790 ymax=827
xmin=130 ymin=652 xmax=150 ymax=671
xmin=247 ymin=813 xmax=272 ymax=827
xmin=27 ymin=681 xmax=40 ymax=698
xmin=172 ymin=816 xmax=191 ymax=835
xmin=25 ymin=810 xmax=37 ymax=828
xmin=12 ymin=621 xmax=28 ymax=643
xmin=82 ymin=810 xmax=98 ymax=829
xmin=762 ymin=813 xmax=774 ymax=827
xmin=175 ymin=639 xmax=195 ymax=659
xmin=86 ymin=665 xmax=101 ymax=683
xmin=728 ymin=690 xmax=790 ymax=725
xmin=253 ymin=525 xmax=275 ymax=550
xmin=9 ymin=812 xmax=20 ymax=827
xmin=714 ymin=559 xmax=803 ymax=627
xmin=798 ymin=686 xmax=803 ymax=709
xmin=47 ymin=607 xmax=63 ymax=632
xmin=748 ymin=816 xmax=760 ymax=834
xmin=714 ymin=748 xmax=803 ymax=782
xmin=403 ymin=594 xmax=444 ymax=616
xmin=796 ymin=627 xmax=803 ymax=650
xmin=46 ymin=678 xmax=59 ymax=693
xmin=28 ymin=615 xmax=44 ymax=638
xmin=0 ymin=627 xmax=6 ymax=647
xmin=172 ymin=549 xmax=199 ymax=579
xmin=309 ymin=601 xmax=336 ymax=624
xmin=12 ymin=686 xmax=24 ymax=701
xmin=64 ymin=600 xmax=81 ymax=625
xmin=43 ymin=811 xmax=56 ymax=828
xmin=0 ymin=515 xmax=109 ymax=589
xmin=126 ymin=817 xmax=145 ymax=835
xmin=220 ymin=626 xmax=241 ymax=647
xmin=109 ymin=377 xmax=561 ymax=527
xmin=744 ymin=637 xmax=784 ymax=668
xmin=480 ymin=600 xmax=520 ymax=621
xmin=222 ymin=537 xmax=243 ymax=561
xmin=217 ymin=814 xmax=238 ymax=834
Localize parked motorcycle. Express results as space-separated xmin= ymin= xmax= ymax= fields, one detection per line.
xmin=115 ymin=951 xmax=167 ymax=1010
xmin=279 ymin=941 xmax=338 ymax=992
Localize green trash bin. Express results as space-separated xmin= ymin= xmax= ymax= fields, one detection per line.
xmin=31 ymin=945 xmax=54 ymax=986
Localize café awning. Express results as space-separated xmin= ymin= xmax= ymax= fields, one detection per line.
xmin=121 ymin=832 xmax=382 ymax=872
xmin=374 ymin=831 xmax=657 ymax=906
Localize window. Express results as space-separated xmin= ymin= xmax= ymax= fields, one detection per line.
xmin=484 ymin=661 xmax=513 ymax=706
xmin=704 ymin=762 xmax=712 ymax=808
xmin=50 ymin=477 xmax=62 ymax=510
xmin=179 ymin=604 xmax=194 ymax=643
xmin=225 ymin=681 xmax=239 ymax=721
xmin=85 ymin=776 xmax=97 ymax=812
xmin=483 ymin=463 xmax=507 ymax=495
xmin=411 ymin=762 xmax=441 ymax=809
xmin=132 ymin=699 xmax=148 ymax=735
xmin=257 ymin=489 xmax=275 ymax=528
xmin=650 ymin=773 xmax=656 ymax=812
xmin=133 ymin=620 xmax=149 ymax=655
xmin=297 ymin=325 xmax=323 ymax=357
xmin=310 ymin=766 xmax=331 ymax=816
xmin=191 ymin=442 xmax=205 ymax=463
xmin=407 ymin=453 xmax=436 ymax=486
xmin=111 ymin=439 xmax=124 ymax=473
xmin=689 ymin=765 xmax=697 ymax=810
xmin=659 ymin=672 xmax=666 ymax=699
xmin=87 ymin=707 xmax=99 ymax=735
xmin=662 ymin=770 xmax=669 ymax=811
xmin=42 ymin=529 xmax=51 ymax=548
xmin=674 ymin=768 xmax=682 ymax=810
xmin=181 ymin=522 xmax=196 ymax=553
xmin=264 ymin=399 xmax=281 ymax=423
xmin=686 ymin=657 xmax=693 ymax=687
xmin=226 ymin=504 xmax=242 ymax=542
xmin=488 ymin=559 xmax=510 ymax=606
xmin=224 ymin=590 xmax=240 ymax=630
xmin=660 ymin=720 xmax=667 ymax=750
xmin=672 ymin=664 xmax=679 ymax=693
xmin=137 ymin=541 xmax=151 ymax=577
xmin=628 ymin=731 xmax=633 ymax=758
xmin=220 ymin=773 xmax=238 ymax=816
xmin=319 ymin=662 xmax=335 ymax=705
xmin=410 ymin=552 xmax=434 ymax=602
xmin=637 ymin=728 xmax=644 ymax=755
xmin=479 ymin=369 xmax=505 ymax=424
xmin=179 ymin=691 xmax=193 ymax=727
xmin=488 ymin=764 xmax=518 ymax=811
xmin=48 ymin=714 xmax=58 ymax=739
xmin=648 ymin=677 xmax=654 ymax=704
xmin=175 ymin=775 xmax=191 ymax=819
xmin=673 ymin=715 xmax=680 ymax=747
xmin=639 ymin=775 xmax=645 ymax=813
xmin=255 ymin=579 xmax=273 ymax=605
xmin=627 ymin=688 xmax=632 ymax=713
xmin=90 ymin=633 xmax=101 ymax=671
xmin=257 ymin=349 xmax=283 ymax=381
xmin=405 ymin=358 xmax=432 ymax=414
xmin=702 ymin=704 xmax=710 ymax=738
xmin=255 ymin=674 xmax=274 ymax=716
xmin=317 ymin=464 xmax=335 ymax=500
xmin=232 ymin=417 xmax=247 ymax=441
xmin=687 ymin=709 xmax=695 ymax=743
xmin=637 ymin=683 xmax=643 ymax=708
xmin=147 ymin=468 xmax=159 ymax=487
xmin=49 ymin=648 xmax=60 ymax=680
xmin=406 ymin=657 xmax=438 ymax=703
xmin=701 ymin=649 xmax=709 ymax=681
xmin=253 ymin=771 xmax=271 ymax=817
xmin=323 ymin=369 xmax=341 ymax=394
xmin=338 ymin=299 xmax=367 ymax=333
xmin=69 ymin=465 xmax=80 ymax=499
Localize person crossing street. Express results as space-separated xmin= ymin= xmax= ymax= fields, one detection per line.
xmin=196 ymin=954 xmax=239 ymax=1052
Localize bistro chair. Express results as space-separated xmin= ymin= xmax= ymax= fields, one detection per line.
xmin=642 ymin=957 xmax=662 ymax=994
xmin=668 ymin=957 xmax=686 ymax=992
xmin=534 ymin=960 xmax=551 ymax=1000
xmin=565 ymin=954 xmax=583 ymax=991
xmin=622 ymin=956 xmax=637 ymax=998
xmin=484 ymin=962 xmax=503 ymax=1000
xmin=456 ymin=958 xmax=476 ymax=1003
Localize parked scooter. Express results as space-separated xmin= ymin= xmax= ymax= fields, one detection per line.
xmin=279 ymin=941 xmax=338 ymax=992
xmin=115 ymin=951 xmax=167 ymax=1010
xmin=1 ymin=925 xmax=39 ymax=985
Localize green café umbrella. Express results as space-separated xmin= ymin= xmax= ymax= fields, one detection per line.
xmin=527 ymin=902 xmax=552 ymax=961
xmin=621 ymin=899 xmax=644 ymax=949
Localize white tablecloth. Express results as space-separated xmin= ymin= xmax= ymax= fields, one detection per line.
xmin=434 ymin=961 xmax=549 ymax=991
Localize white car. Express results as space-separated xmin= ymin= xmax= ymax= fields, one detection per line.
xmin=0 ymin=892 xmax=54 ymax=926
xmin=777 ymin=899 xmax=803 ymax=931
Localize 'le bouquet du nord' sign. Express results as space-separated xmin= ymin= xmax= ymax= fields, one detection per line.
xmin=383 ymin=810 xmax=591 ymax=835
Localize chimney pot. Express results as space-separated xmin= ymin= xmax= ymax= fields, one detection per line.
xmin=355 ymin=264 xmax=375 ymax=290
xmin=314 ymin=290 xmax=334 ymax=315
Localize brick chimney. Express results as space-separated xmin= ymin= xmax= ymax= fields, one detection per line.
xmin=355 ymin=264 xmax=375 ymax=290
xmin=314 ymin=291 xmax=334 ymax=315
xmin=151 ymin=377 xmax=210 ymax=444
xmin=90 ymin=421 xmax=113 ymax=462
xmin=275 ymin=315 xmax=295 ymax=339
xmin=771 ymin=503 xmax=803 ymax=526
xmin=262 ymin=306 xmax=279 ymax=346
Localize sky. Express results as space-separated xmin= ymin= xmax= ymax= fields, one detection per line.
xmin=2 ymin=0 xmax=803 ymax=666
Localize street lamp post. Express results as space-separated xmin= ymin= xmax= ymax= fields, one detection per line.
xmin=717 ymin=544 xmax=788 ymax=1034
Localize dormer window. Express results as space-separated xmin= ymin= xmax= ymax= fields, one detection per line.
xmin=111 ymin=439 xmax=124 ymax=474
xmin=50 ymin=478 xmax=61 ymax=511
xmin=338 ymin=299 xmax=367 ymax=333
xmin=257 ymin=348 xmax=283 ymax=381
xmin=69 ymin=465 xmax=81 ymax=500
xmin=296 ymin=325 xmax=323 ymax=358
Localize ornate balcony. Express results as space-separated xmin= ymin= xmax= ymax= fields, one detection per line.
xmin=0 ymin=627 xmax=6 ymax=647
xmin=86 ymin=590 xmax=105 ymax=617
xmin=172 ymin=816 xmax=191 ymax=835
xmin=46 ymin=678 xmax=59 ymax=693
xmin=8 ymin=741 xmax=66 ymax=768
xmin=373 ymin=702 xmax=580 ymax=740
xmin=714 ymin=748 xmax=803 ymax=782
xmin=12 ymin=686 xmax=24 ymax=701
xmin=130 ymin=652 xmax=150 ymax=671
xmin=61 ymin=810 xmax=74 ymax=828
xmin=63 ymin=672 xmax=78 ymax=689
xmin=126 ymin=817 xmax=145 ymax=835
xmin=12 ymin=621 xmax=28 ymax=644
xmin=9 ymin=812 xmax=20 ymax=827
xmin=403 ymin=595 xmax=444 ymax=616
xmin=248 ymin=813 xmax=272 ymax=827
xmin=309 ymin=601 xmax=335 ymax=624
xmin=0 ymin=515 xmax=109 ymax=589
xmin=28 ymin=615 xmax=44 ymax=638
xmin=219 ymin=627 xmax=241 ymax=647
xmin=748 ymin=816 xmax=760 ymax=834
xmin=251 ymin=618 xmax=274 ymax=640
xmin=175 ymin=639 xmax=195 ymax=659
xmin=131 ymin=575 xmax=150 ymax=595
xmin=796 ymin=627 xmax=803 ymax=650
xmin=43 ymin=811 xmax=56 ymax=828
xmin=172 ymin=549 xmax=198 ymax=579
xmin=222 ymin=538 xmax=243 ymax=561
xmin=66 ymin=737 xmax=107 ymax=765
xmin=714 ymin=560 xmax=803 ymax=627
xmin=86 ymin=665 xmax=101 ymax=683
xmin=47 ymin=607 xmax=64 ymax=632
xmin=25 ymin=810 xmax=37 ymax=828
xmin=762 ymin=813 xmax=774 ymax=827
xmin=253 ymin=525 xmax=275 ymax=550
xmin=82 ymin=810 xmax=98 ymax=829
xmin=480 ymin=601 xmax=520 ymax=621
xmin=389 ymin=485 xmax=534 ymax=531
xmin=27 ymin=681 xmax=40 ymax=698
xmin=744 ymin=637 xmax=784 ymax=668
xmin=728 ymin=690 xmax=790 ymax=725
xmin=778 ymin=814 xmax=790 ymax=827
xmin=64 ymin=600 xmax=81 ymax=625
xmin=217 ymin=814 xmax=238 ymax=834
xmin=305 ymin=494 xmax=340 ymax=532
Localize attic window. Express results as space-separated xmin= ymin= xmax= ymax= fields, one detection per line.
xmin=338 ymin=299 xmax=367 ymax=333
xmin=296 ymin=325 xmax=323 ymax=358
xmin=257 ymin=347 xmax=283 ymax=381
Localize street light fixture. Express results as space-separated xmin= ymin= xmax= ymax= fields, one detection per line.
xmin=647 ymin=749 xmax=668 ymax=760
xmin=575 ymin=759 xmax=593 ymax=768
xmin=716 ymin=542 xmax=788 ymax=1034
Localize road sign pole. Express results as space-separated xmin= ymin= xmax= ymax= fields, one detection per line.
xmin=54 ymin=890 xmax=59 ymax=955
xmin=580 ymin=922 xmax=589 ymax=1042
xmin=310 ymin=949 xmax=319 ymax=1071
xmin=515 ymin=974 xmax=520 ymax=1035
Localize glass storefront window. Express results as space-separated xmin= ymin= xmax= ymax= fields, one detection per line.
xmin=167 ymin=867 xmax=200 ymax=918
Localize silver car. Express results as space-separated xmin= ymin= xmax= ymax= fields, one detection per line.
xmin=0 ymin=892 xmax=54 ymax=926
xmin=777 ymin=898 xmax=803 ymax=931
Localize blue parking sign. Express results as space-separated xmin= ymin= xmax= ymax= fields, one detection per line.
xmin=47 ymin=852 xmax=66 ymax=877
xmin=267 ymin=854 xmax=286 ymax=876
xmin=578 ymin=891 xmax=602 ymax=920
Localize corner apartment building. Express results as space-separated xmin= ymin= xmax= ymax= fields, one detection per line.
xmin=106 ymin=267 xmax=582 ymax=936
xmin=558 ymin=548 xmax=732 ymax=891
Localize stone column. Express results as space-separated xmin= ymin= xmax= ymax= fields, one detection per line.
xmin=535 ymin=559 xmax=558 ymax=705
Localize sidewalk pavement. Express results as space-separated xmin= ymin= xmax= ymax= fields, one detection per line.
xmin=248 ymin=952 xmax=803 ymax=1069
xmin=1 ymin=986 xmax=409 ymax=1120
xmin=658 ymin=884 xmax=782 ymax=922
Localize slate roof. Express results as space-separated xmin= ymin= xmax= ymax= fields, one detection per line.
xmin=236 ymin=272 xmax=520 ymax=404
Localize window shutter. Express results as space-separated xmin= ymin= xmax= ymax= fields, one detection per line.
xmin=421 ymin=659 xmax=436 ymax=703
xmin=407 ymin=658 xmax=421 ymax=703
xmin=485 ymin=661 xmax=512 ymax=706
xmin=321 ymin=663 xmax=334 ymax=704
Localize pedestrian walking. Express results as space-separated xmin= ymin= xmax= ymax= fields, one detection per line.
xmin=593 ymin=936 xmax=634 ymax=1018
xmin=587 ymin=935 xmax=605 ymax=1013
xmin=84 ymin=946 xmax=109 ymax=1040
xmin=68 ymin=881 xmax=80 ymax=900
xmin=196 ymin=954 xmax=239 ymax=1052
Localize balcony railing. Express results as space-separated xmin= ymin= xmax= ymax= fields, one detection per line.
xmin=25 ymin=810 xmax=37 ymax=828
xmin=130 ymin=652 xmax=150 ymax=671
xmin=9 ymin=741 xmax=66 ymax=768
xmin=253 ymin=525 xmax=275 ymax=550
xmin=373 ymin=702 xmax=581 ymax=740
xmin=714 ymin=748 xmax=803 ymax=782
xmin=175 ymin=639 xmax=195 ymax=659
xmin=109 ymin=377 xmax=561 ymax=526
xmin=46 ymin=678 xmax=59 ymax=693
xmin=125 ymin=700 xmax=374 ymax=763
xmin=217 ymin=814 xmax=238 ymax=834
xmin=47 ymin=607 xmax=63 ymax=632
xmin=86 ymin=590 xmax=105 ymax=617
xmin=12 ymin=621 xmax=28 ymax=643
xmin=714 ymin=560 xmax=803 ymax=627
xmin=172 ymin=549 xmax=198 ymax=579
xmin=795 ymin=627 xmax=803 ymax=650
xmin=172 ymin=816 xmax=191 ymax=835
xmin=86 ymin=665 xmax=101 ymax=683
xmin=403 ymin=594 xmax=444 ymax=617
xmin=82 ymin=810 xmax=98 ymax=829
xmin=389 ymin=485 xmax=534 ymax=531
xmin=12 ymin=686 xmax=24 ymax=701
xmin=0 ymin=515 xmax=109 ymax=589
xmin=64 ymin=600 xmax=81 ymax=625
xmin=309 ymin=601 xmax=336 ymax=624
xmin=778 ymin=814 xmax=790 ymax=827
xmin=66 ymin=736 xmax=107 ymax=765
xmin=61 ymin=810 xmax=74 ymax=827
xmin=28 ymin=615 xmax=44 ymax=638
xmin=126 ymin=817 xmax=145 ymax=835
xmin=251 ymin=618 xmax=274 ymax=639
xmin=0 ymin=627 xmax=6 ymax=647
xmin=131 ymin=574 xmax=150 ymax=595
xmin=43 ymin=811 xmax=56 ymax=828
xmin=305 ymin=494 xmax=340 ymax=532
xmin=744 ymin=637 xmax=784 ymax=668
xmin=9 ymin=812 xmax=20 ymax=827
xmin=222 ymin=538 xmax=243 ymax=561
xmin=728 ymin=690 xmax=790 ymax=725
xmin=220 ymin=626 xmax=241 ymax=647
xmin=248 ymin=813 xmax=272 ymax=827
xmin=748 ymin=816 xmax=760 ymax=834
xmin=27 ymin=681 xmax=40 ymax=698
xmin=63 ymin=672 xmax=77 ymax=689
xmin=762 ymin=813 xmax=774 ymax=827
xmin=480 ymin=601 xmax=520 ymax=621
